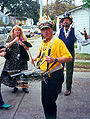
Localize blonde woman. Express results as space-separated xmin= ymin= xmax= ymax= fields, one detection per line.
xmin=1 ymin=25 xmax=30 ymax=93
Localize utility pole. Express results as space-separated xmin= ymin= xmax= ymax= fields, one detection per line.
xmin=15 ymin=8 xmax=16 ymax=25
xmin=40 ymin=0 xmax=42 ymax=17
xmin=47 ymin=0 xmax=49 ymax=16
xmin=47 ymin=0 xmax=48 ymax=6
xmin=51 ymin=0 xmax=52 ymax=15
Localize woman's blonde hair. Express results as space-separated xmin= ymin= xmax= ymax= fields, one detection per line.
xmin=10 ymin=25 xmax=27 ymax=41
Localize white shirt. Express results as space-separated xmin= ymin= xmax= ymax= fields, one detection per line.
xmin=56 ymin=24 xmax=85 ymax=43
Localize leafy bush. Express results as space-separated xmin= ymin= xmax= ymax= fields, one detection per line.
xmin=0 ymin=20 xmax=5 ymax=26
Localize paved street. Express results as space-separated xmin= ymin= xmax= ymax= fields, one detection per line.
xmin=0 ymin=72 xmax=90 ymax=119
xmin=0 ymin=37 xmax=90 ymax=119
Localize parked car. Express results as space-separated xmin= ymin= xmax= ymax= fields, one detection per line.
xmin=0 ymin=26 xmax=7 ymax=34
xmin=32 ymin=25 xmax=40 ymax=34
xmin=22 ymin=26 xmax=31 ymax=38
xmin=6 ymin=26 xmax=12 ymax=33
xmin=0 ymin=28 xmax=4 ymax=34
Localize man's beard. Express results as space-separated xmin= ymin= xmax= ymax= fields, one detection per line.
xmin=64 ymin=23 xmax=70 ymax=27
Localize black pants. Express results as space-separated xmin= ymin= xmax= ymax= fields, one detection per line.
xmin=0 ymin=81 xmax=4 ymax=106
xmin=41 ymin=69 xmax=64 ymax=119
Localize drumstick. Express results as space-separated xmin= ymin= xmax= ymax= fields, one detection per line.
xmin=28 ymin=50 xmax=35 ymax=67
xmin=33 ymin=53 xmax=53 ymax=72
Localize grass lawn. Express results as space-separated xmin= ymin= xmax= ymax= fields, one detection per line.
xmin=74 ymin=62 xmax=90 ymax=68
xmin=75 ymin=53 xmax=90 ymax=60
xmin=75 ymin=53 xmax=90 ymax=71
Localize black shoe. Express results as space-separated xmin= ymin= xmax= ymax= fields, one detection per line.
xmin=12 ymin=87 xmax=18 ymax=93
xmin=22 ymin=88 xmax=29 ymax=93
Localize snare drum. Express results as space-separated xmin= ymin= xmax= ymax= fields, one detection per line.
xmin=1 ymin=69 xmax=48 ymax=87
xmin=1 ymin=70 xmax=27 ymax=88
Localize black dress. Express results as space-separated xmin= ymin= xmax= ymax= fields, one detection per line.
xmin=1 ymin=36 xmax=29 ymax=87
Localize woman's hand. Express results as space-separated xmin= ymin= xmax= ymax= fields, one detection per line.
xmin=0 ymin=48 xmax=6 ymax=52
xmin=6 ymin=37 xmax=19 ymax=48
xmin=0 ymin=48 xmax=6 ymax=57
xmin=23 ymin=45 xmax=29 ymax=50
xmin=19 ymin=41 xmax=29 ymax=50
xmin=14 ymin=37 xmax=19 ymax=42
xmin=0 ymin=51 xmax=6 ymax=57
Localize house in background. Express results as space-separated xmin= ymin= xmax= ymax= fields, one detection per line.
xmin=56 ymin=5 xmax=90 ymax=35
xmin=56 ymin=6 xmax=90 ymax=54
xmin=16 ymin=17 xmax=27 ymax=26
xmin=0 ymin=11 xmax=9 ymax=25
xmin=9 ymin=16 xmax=33 ymax=26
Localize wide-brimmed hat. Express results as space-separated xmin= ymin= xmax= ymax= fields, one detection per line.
xmin=62 ymin=12 xmax=73 ymax=23
xmin=37 ymin=14 xmax=54 ymax=30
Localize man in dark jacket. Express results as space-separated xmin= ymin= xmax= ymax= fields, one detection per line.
xmin=58 ymin=12 xmax=85 ymax=96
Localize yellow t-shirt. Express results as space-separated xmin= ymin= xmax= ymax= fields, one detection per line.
xmin=38 ymin=37 xmax=72 ymax=71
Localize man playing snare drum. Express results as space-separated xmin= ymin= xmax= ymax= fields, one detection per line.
xmin=31 ymin=16 xmax=72 ymax=119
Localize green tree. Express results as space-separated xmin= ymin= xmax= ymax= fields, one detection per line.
xmin=0 ymin=0 xmax=18 ymax=13
xmin=0 ymin=0 xmax=40 ymax=24
xmin=83 ymin=0 xmax=90 ymax=8
xmin=43 ymin=0 xmax=75 ymax=19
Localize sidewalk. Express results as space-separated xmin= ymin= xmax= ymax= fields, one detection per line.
xmin=0 ymin=72 xmax=90 ymax=119
xmin=75 ymin=59 xmax=90 ymax=62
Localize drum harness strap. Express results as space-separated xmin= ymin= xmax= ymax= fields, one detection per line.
xmin=43 ymin=36 xmax=63 ymax=83
xmin=47 ymin=36 xmax=62 ymax=72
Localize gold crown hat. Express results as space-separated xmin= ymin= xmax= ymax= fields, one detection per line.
xmin=37 ymin=14 xmax=55 ymax=30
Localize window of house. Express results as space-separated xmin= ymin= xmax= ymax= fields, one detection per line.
xmin=0 ymin=17 xmax=3 ymax=21
xmin=5 ymin=17 xmax=8 ymax=24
